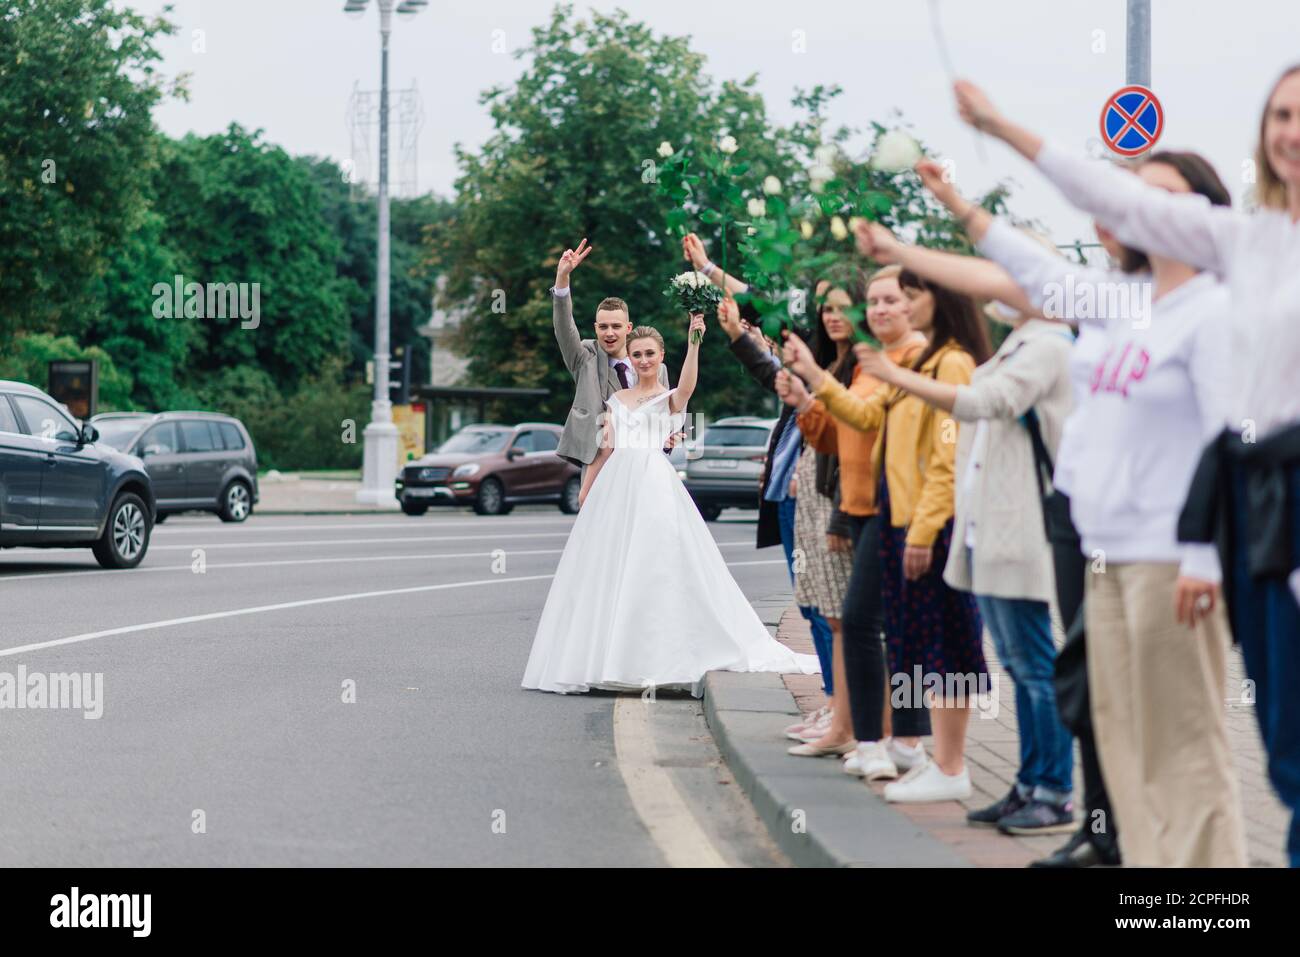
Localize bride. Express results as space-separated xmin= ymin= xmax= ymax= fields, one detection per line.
xmin=522 ymin=302 xmax=822 ymax=695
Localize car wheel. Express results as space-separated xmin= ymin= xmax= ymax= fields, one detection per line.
xmin=401 ymin=501 xmax=429 ymax=516
xmin=698 ymin=502 xmax=722 ymax=522
xmin=559 ymin=476 xmax=580 ymax=514
xmin=219 ymin=480 xmax=252 ymax=522
xmin=92 ymin=493 xmax=151 ymax=569
xmin=472 ymin=477 xmax=507 ymax=515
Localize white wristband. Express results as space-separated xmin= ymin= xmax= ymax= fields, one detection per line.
xmin=700 ymin=261 xmax=716 ymax=277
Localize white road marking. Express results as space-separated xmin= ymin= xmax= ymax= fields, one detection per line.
xmin=0 ymin=574 xmax=558 ymax=658
xmin=152 ymin=517 xmax=579 ymax=535
xmin=0 ymin=544 xmax=767 ymax=582
xmin=613 ymin=696 xmax=729 ymax=868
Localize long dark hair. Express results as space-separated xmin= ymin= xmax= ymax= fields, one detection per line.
xmin=1118 ymin=150 xmax=1232 ymax=273
xmin=899 ymin=269 xmax=993 ymax=370
xmin=811 ymin=263 xmax=867 ymax=387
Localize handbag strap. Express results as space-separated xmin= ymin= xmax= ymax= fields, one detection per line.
xmin=1020 ymin=407 xmax=1055 ymax=497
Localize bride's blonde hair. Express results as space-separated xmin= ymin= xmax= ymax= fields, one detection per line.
xmin=627 ymin=326 xmax=664 ymax=355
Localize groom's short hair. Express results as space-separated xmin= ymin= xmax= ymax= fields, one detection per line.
xmin=595 ymin=297 xmax=629 ymax=322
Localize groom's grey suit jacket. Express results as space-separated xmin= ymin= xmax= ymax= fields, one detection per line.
xmin=553 ymin=288 xmax=669 ymax=467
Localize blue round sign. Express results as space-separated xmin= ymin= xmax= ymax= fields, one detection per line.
xmin=1100 ymin=85 xmax=1164 ymax=156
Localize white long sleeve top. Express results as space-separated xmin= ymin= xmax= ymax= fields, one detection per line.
xmin=1035 ymin=139 xmax=1300 ymax=441
xmin=978 ymin=217 xmax=1228 ymax=582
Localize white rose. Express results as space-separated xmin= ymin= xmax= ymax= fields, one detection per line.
xmin=672 ymin=271 xmax=705 ymax=288
xmin=747 ymin=226 xmax=756 ymax=236
xmin=719 ymin=135 xmax=739 ymax=155
xmin=870 ymin=130 xmax=923 ymax=174
xmin=746 ymin=197 xmax=766 ymax=218
xmin=800 ymin=220 xmax=814 ymax=240
xmin=813 ymin=144 xmax=838 ymax=166
xmin=808 ymin=163 xmax=834 ymax=183
xmin=829 ymin=216 xmax=848 ymax=241
xmin=657 ymin=141 xmax=673 ymax=158
xmin=762 ymin=175 xmax=782 ymax=195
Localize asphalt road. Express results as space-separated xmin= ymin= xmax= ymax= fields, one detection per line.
xmin=0 ymin=506 xmax=791 ymax=867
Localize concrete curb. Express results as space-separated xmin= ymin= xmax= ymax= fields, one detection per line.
xmin=701 ymin=667 xmax=969 ymax=868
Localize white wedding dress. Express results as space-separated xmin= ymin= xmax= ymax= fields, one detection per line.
xmin=521 ymin=388 xmax=821 ymax=695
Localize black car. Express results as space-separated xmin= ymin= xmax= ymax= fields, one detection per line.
xmin=92 ymin=411 xmax=259 ymax=523
xmin=0 ymin=380 xmax=155 ymax=568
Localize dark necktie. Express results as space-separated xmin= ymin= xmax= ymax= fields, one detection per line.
xmin=614 ymin=361 xmax=630 ymax=389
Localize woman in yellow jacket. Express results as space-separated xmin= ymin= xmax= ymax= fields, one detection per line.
xmin=783 ymin=267 xmax=992 ymax=803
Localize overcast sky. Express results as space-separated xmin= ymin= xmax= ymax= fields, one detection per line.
xmin=130 ymin=0 xmax=1299 ymax=246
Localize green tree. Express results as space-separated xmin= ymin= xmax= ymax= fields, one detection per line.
xmin=151 ymin=125 xmax=352 ymax=389
xmin=0 ymin=332 xmax=132 ymax=410
xmin=0 ymin=0 xmax=178 ymax=340
xmin=429 ymin=4 xmax=802 ymax=423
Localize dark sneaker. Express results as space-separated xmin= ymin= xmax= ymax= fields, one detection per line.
xmin=965 ymin=787 xmax=1028 ymax=828
xmin=1028 ymin=826 xmax=1121 ymax=868
xmin=998 ymin=798 xmax=1076 ymax=836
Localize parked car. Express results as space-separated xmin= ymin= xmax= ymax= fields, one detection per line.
xmin=679 ymin=416 xmax=776 ymax=521
xmin=395 ymin=423 xmax=579 ymax=516
xmin=0 ymin=380 xmax=156 ymax=568
xmin=91 ymin=411 xmax=259 ymax=523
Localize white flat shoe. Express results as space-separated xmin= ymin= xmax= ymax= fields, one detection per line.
xmin=788 ymin=740 xmax=856 ymax=758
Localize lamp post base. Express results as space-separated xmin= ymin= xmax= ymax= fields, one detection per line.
xmin=355 ymin=414 xmax=402 ymax=508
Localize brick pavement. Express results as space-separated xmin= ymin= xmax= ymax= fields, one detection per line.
xmin=775 ymin=606 xmax=1288 ymax=867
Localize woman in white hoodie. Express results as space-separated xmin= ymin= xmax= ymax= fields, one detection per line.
xmin=953 ymin=68 xmax=1300 ymax=868
xmin=930 ymin=104 xmax=1247 ymax=865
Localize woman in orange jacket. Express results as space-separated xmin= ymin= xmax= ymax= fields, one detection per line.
xmin=778 ymin=266 xmax=931 ymax=779
xmin=783 ymin=267 xmax=992 ymax=802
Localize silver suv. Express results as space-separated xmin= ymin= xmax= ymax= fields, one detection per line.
xmin=92 ymin=412 xmax=259 ymax=523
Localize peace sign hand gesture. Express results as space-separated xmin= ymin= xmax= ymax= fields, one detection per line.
xmin=555 ymin=237 xmax=594 ymax=287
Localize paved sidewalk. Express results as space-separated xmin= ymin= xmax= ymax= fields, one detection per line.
xmin=705 ymin=599 xmax=1290 ymax=868
xmin=256 ymin=474 xmax=396 ymax=514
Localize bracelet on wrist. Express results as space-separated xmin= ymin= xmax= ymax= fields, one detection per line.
xmin=700 ymin=261 xmax=716 ymax=277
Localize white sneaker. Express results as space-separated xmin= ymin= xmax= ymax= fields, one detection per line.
xmin=884 ymin=737 xmax=928 ymax=771
xmin=883 ymin=761 xmax=971 ymax=803
xmin=843 ymin=741 xmax=898 ymax=780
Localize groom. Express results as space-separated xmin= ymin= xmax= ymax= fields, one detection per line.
xmin=551 ymin=238 xmax=673 ymax=469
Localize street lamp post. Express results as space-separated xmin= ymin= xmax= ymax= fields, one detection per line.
xmin=344 ymin=0 xmax=427 ymax=506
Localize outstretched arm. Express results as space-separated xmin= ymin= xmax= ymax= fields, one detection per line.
xmin=553 ymin=238 xmax=595 ymax=375
xmin=669 ymin=313 xmax=706 ymax=414
xmin=953 ymin=79 xmax=1237 ymax=274
xmin=683 ymin=233 xmax=749 ymax=296
xmin=854 ymin=211 xmax=1034 ymax=317
xmin=781 ymin=332 xmax=889 ymax=434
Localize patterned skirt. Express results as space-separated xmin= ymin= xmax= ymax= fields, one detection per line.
xmin=878 ymin=475 xmax=986 ymax=681
xmin=792 ymin=450 xmax=853 ymax=618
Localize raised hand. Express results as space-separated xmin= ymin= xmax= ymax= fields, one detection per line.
xmin=682 ymin=233 xmax=709 ymax=270
xmin=717 ymin=294 xmax=743 ymax=342
xmin=780 ymin=330 xmax=822 ymax=386
xmin=853 ymin=342 xmax=896 ymax=381
xmin=914 ymin=159 xmax=963 ymax=210
xmin=555 ymin=237 xmax=594 ymax=286
xmin=854 ymin=220 xmax=903 ymax=264
xmin=686 ymin=312 xmax=706 ymax=345
xmin=775 ymin=368 xmax=810 ymax=409
xmin=954 ymin=79 xmax=1002 ymax=134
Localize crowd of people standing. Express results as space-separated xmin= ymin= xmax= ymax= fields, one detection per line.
xmin=682 ymin=65 xmax=1300 ymax=868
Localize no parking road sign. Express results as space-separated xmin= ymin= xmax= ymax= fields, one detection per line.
xmin=1100 ymin=85 xmax=1164 ymax=156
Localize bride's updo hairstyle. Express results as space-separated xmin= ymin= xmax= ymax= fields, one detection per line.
xmin=627 ymin=326 xmax=665 ymax=356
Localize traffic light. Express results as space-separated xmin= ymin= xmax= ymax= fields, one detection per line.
xmin=388 ymin=346 xmax=412 ymax=405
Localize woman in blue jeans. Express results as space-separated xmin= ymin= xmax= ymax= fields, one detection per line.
xmin=854 ymin=211 xmax=1078 ymax=834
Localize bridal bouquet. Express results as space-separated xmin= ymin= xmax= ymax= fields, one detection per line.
xmin=665 ymin=271 xmax=722 ymax=344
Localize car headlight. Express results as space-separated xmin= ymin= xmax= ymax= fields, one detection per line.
xmin=452 ymin=463 xmax=480 ymax=478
